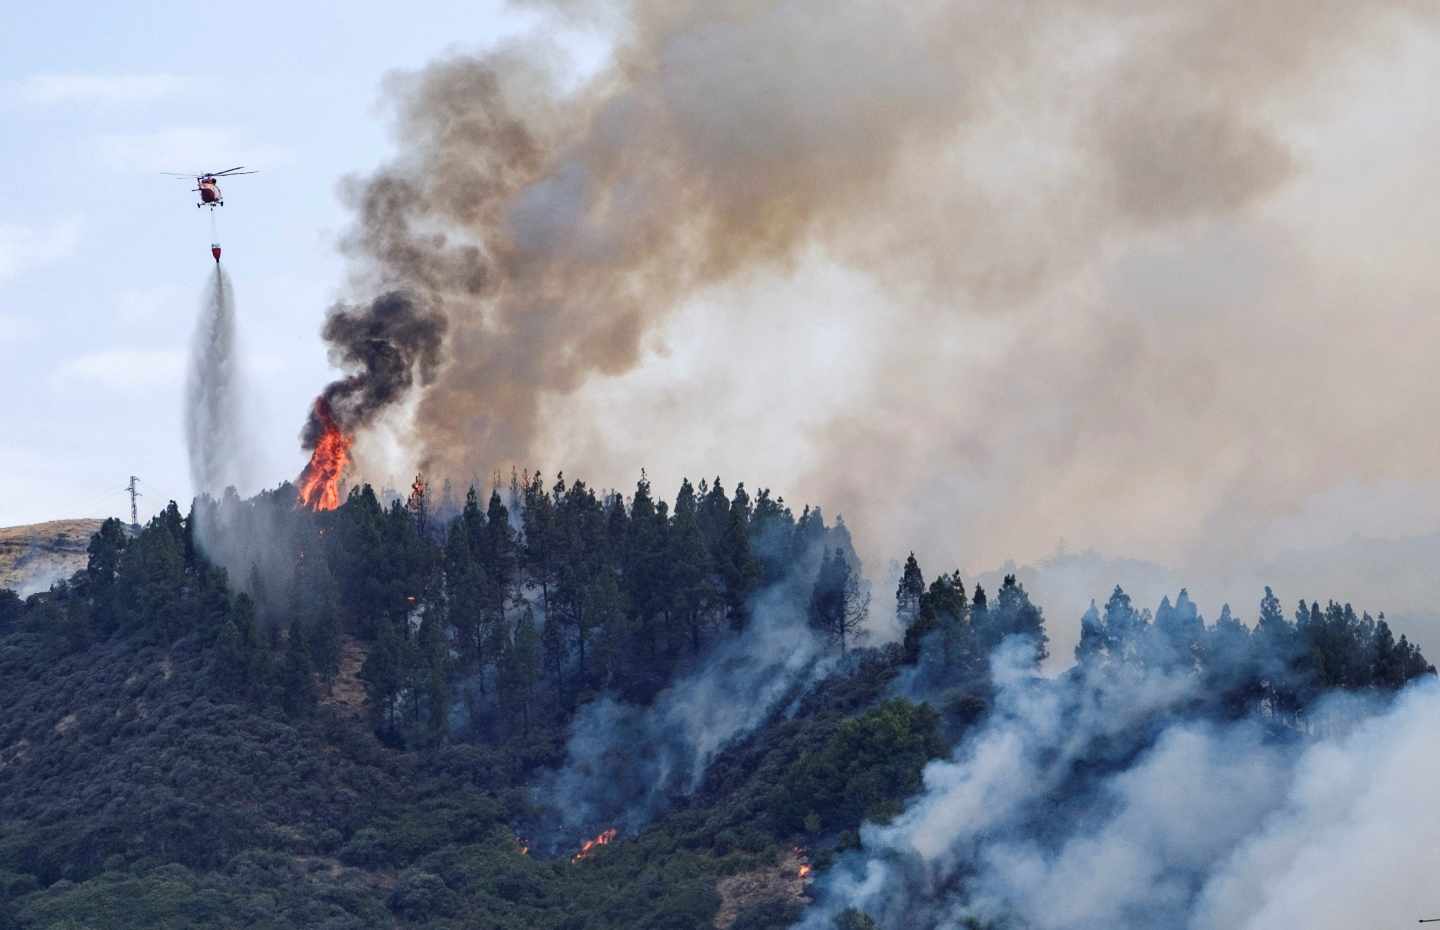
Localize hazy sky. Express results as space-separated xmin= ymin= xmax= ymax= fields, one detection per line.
xmin=0 ymin=0 xmax=547 ymax=523
xmin=5 ymin=2 xmax=1440 ymax=634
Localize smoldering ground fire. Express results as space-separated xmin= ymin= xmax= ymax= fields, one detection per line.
xmin=571 ymin=827 xmax=618 ymax=863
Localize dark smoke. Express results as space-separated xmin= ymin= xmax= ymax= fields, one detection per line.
xmin=300 ymin=290 xmax=447 ymax=448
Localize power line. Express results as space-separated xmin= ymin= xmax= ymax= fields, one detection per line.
xmin=123 ymin=476 xmax=142 ymax=529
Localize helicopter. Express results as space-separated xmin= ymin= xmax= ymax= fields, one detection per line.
xmin=161 ymin=166 xmax=258 ymax=209
xmin=162 ymin=166 xmax=258 ymax=262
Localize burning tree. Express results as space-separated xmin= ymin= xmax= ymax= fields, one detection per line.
xmin=295 ymin=290 xmax=445 ymax=510
xmin=297 ymin=399 xmax=353 ymax=511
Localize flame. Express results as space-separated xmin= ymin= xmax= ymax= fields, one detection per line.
xmin=407 ymin=474 xmax=428 ymax=513
xmin=798 ymin=863 xmax=812 ymax=879
xmin=297 ymin=399 xmax=353 ymax=511
xmin=572 ymin=827 xmax=618 ymax=863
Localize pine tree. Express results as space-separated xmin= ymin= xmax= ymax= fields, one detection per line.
xmin=502 ymin=609 xmax=542 ymax=735
xmin=1252 ymin=587 xmax=1301 ymax=718
xmin=522 ymin=472 xmax=559 ymax=615
xmin=624 ymin=472 xmax=668 ymax=665
xmin=808 ymin=549 xmax=870 ymax=655
xmin=1153 ymin=588 xmax=1203 ymax=672
xmin=116 ymin=510 xmax=187 ymax=641
xmin=280 ymin=619 xmax=316 ymax=717
xmin=84 ymin=517 xmax=128 ymax=633
xmin=895 ymin=553 xmax=925 ymax=629
xmin=246 ymin=562 xmax=271 ymax=625
xmin=1075 ymin=600 xmax=1104 ymax=665
xmin=541 ymin=611 xmax=567 ymax=711
xmin=1101 ymin=586 xmax=1145 ymax=665
xmin=1373 ymin=616 xmax=1401 ymax=687
xmin=307 ymin=609 xmax=342 ymax=695
xmin=418 ymin=612 xmax=450 ymax=742
xmin=749 ymin=488 xmax=796 ymax=585
xmin=717 ymin=490 xmax=759 ymax=630
xmin=669 ymin=478 xmax=712 ymax=654
xmin=698 ymin=476 xmax=731 ymax=553
xmin=483 ymin=489 xmax=517 ymax=623
xmin=362 ymin=619 xmax=406 ymax=732
xmin=444 ymin=520 xmax=492 ymax=688
xmin=1207 ymin=603 xmax=1255 ymax=716
xmin=991 ymin=574 xmax=1048 ymax=665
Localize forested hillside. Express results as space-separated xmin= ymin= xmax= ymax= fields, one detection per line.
xmin=0 ymin=475 xmax=1431 ymax=930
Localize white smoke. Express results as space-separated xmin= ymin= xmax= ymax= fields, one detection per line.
xmin=799 ymin=641 xmax=1440 ymax=929
xmin=533 ymin=579 xmax=836 ymax=841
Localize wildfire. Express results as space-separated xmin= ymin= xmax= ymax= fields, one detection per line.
xmin=571 ymin=827 xmax=618 ymax=863
xmin=793 ymin=846 xmax=812 ymax=881
xmin=297 ymin=399 xmax=353 ymax=511
xmin=798 ymin=863 xmax=812 ymax=879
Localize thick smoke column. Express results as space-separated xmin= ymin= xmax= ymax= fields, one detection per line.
xmin=316 ymin=0 xmax=1440 ymax=591
xmin=301 ymin=290 xmax=447 ymax=445
xmin=186 ymin=265 xmax=250 ymax=497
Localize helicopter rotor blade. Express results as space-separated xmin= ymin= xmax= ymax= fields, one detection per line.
xmin=210 ymin=166 xmax=246 ymax=176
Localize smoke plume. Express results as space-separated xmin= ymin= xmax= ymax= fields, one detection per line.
xmin=186 ymin=265 xmax=251 ymax=497
xmin=324 ymin=0 xmax=1440 ymax=587
xmin=797 ymin=638 xmax=1440 ymax=929
xmin=299 ymin=290 xmax=446 ymax=449
xmin=315 ymin=1 xmax=1440 ymax=603
xmin=531 ymin=579 xmax=834 ymax=843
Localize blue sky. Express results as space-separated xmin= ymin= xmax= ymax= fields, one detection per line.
xmin=0 ymin=0 xmax=551 ymax=524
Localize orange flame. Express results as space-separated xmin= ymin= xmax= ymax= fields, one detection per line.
xmin=572 ymin=827 xmax=618 ymax=863
xmin=798 ymin=863 xmax=812 ymax=879
xmin=297 ymin=399 xmax=353 ymax=511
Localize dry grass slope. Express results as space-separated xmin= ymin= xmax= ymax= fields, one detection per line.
xmin=713 ymin=848 xmax=812 ymax=929
xmin=0 ymin=519 xmax=105 ymax=594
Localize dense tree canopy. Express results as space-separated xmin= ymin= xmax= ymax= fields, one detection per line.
xmin=0 ymin=474 xmax=1430 ymax=930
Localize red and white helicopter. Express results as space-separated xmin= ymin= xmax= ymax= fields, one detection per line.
xmin=162 ymin=166 xmax=258 ymax=262
xmin=162 ymin=166 xmax=258 ymax=209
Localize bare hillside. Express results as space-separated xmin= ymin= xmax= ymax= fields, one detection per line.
xmin=0 ymin=519 xmax=104 ymax=595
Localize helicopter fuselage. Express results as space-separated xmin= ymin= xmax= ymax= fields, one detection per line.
xmin=196 ymin=177 xmax=223 ymax=207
